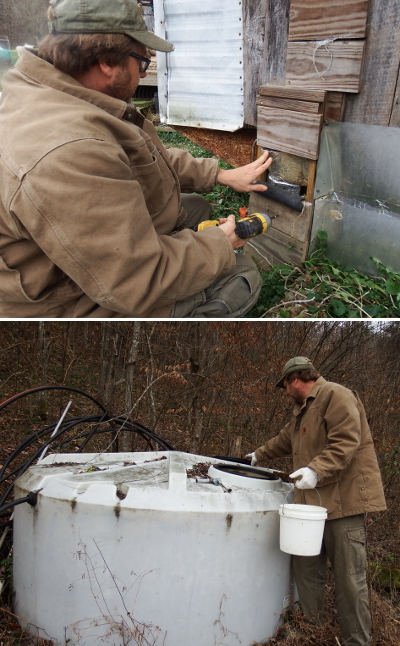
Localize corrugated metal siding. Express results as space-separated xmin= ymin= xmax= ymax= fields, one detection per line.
xmin=154 ymin=0 xmax=244 ymax=131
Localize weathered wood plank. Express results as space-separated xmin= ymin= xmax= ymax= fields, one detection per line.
xmin=243 ymin=0 xmax=268 ymax=127
xmin=249 ymin=192 xmax=313 ymax=243
xmin=305 ymin=161 xmax=317 ymax=202
xmin=286 ymin=40 xmax=365 ymax=92
xmin=244 ymin=225 xmax=309 ymax=269
xmin=259 ymin=85 xmax=326 ymax=102
xmin=343 ymin=0 xmax=400 ymax=125
xmin=324 ymin=92 xmax=345 ymax=121
xmin=260 ymin=0 xmax=290 ymax=84
xmin=243 ymin=0 xmax=290 ymax=127
xmin=256 ymin=95 xmax=320 ymax=114
xmin=257 ymin=106 xmax=323 ymax=159
xmin=288 ymin=0 xmax=369 ymax=41
xmin=254 ymin=145 xmax=269 ymax=182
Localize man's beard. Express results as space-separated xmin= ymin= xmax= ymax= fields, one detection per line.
xmin=291 ymin=392 xmax=305 ymax=404
xmin=104 ymin=66 xmax=135 ymax=103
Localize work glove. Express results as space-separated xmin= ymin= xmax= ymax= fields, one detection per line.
xmin=245 ymin=452 xmax=258 ymax=466
xmin=289 ymin=467 xmax=319 ymax=489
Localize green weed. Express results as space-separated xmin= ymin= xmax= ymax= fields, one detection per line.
xmin=248 ymin=232 xmax=400 ymax=318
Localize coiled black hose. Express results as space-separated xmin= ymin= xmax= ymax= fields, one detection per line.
xmin=0 ymin=386 xmax=176 ymax=515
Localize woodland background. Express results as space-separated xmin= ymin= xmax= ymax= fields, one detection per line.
xmin=0 ymin=320 xmax=399 ymax=645
xmin=0 ymin=0 xmax=48 ymax=47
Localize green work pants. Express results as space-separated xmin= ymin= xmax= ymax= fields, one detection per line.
xmin=293 ymin=514 xmax=371 ymax=646
xmin=169 ymin=195 xmax=262 ymax=318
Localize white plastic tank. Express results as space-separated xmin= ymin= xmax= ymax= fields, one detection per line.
xmin=13 ymin=451 xmax=294 ymax=646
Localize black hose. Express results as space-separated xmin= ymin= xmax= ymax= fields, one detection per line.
xmin=0 ymin=491 xmax=38 ymax=515
xmin=0 ymin=520 xmax=12 ymax=531
xmin=0 ymin=386 xmax=106 ymax=414
xmin=77 ymin=410 xmax=110 ymax=452
xmin=0 ymin=386 xmax=175 ymax=513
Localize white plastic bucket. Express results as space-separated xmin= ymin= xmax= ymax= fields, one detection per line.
xmin=278 ymin=503 xmax=328 ymax=556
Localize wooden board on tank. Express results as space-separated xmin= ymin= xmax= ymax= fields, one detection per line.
xmin=248 ymin=192 xmax=313 ymax=244
xmin=259 ymin=85 xmax=326 ymax=103
xmin=286 ymin=41 xmax=365 ymax=92
xmin=256 ymin=95 xmax=321 ymax=114
xmin=324 ymin=92 xmax=345 ymax=121
xmin=288 ymin=0 xmax=369 ymax=41
xmin=257 ymin=105 xmax=323 ymax=159
xmin=244 ymin=227 xmax=308 ymax=269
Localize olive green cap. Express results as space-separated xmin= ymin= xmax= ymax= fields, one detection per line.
xmin=48 ymin=0 xmax=174 ymax=52
xmin=275 ymin=356 xmax=316 ymax=388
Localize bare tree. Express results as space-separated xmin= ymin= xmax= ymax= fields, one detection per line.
xmin=36 ymin=321 xmax=50 ymax=417
xmin=122 ymin=322 xmax=141 ymax=451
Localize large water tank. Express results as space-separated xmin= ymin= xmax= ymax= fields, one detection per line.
xmin=14 ymin=451 xmax=294 ymax=646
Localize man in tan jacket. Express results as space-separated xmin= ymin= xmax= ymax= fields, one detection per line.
xmin=0 ymin=0 xmax=271 ymax=318
xmin=246 ymin=357 xmax=386 ymax=646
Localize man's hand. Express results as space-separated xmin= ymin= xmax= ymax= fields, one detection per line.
xmin=218 ymin=215 xmax=247 ymax=249
xmin=289 ymin=467 xmax=319 ymax=489
xmin=245 ymin=452 xmax=258 ymax=466
xmin=216 ymin=150 xmax=273 ymax=193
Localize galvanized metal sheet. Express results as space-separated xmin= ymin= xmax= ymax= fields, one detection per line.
xmin=310 ymin=122 xmax=400 ymax=276
xmin=154 ymin=0 xmax=244 ymax=131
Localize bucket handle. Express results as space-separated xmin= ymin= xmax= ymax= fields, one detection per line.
xmin=281 ymin=486 xmax=322 ymax=515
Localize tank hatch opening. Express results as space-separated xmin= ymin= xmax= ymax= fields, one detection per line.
xmin=212 ymin=464 xmax=279 ymax=481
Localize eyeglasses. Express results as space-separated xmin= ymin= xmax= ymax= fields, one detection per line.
xmin=128 ymin=52 xmax=151 ymax=73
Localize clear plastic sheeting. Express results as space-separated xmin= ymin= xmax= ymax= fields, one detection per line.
xmin=268 ymin=176 xmax=301 ymax=195
xmin=309 ymin=122 xmax=400 ymax=276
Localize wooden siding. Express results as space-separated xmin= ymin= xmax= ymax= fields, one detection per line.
xmin=243 ymin=0 xmax=290 ymax=126
xmin=343 ymin=0 xmax=400 ymax=125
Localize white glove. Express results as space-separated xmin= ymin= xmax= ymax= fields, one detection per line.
xmin=245 ymin=452 xmax=258 ymax=466
xmin=289 ymin=467 xmax=319 ymax=489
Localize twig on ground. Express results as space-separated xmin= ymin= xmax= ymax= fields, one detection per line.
xmin=261 ymin=297 xmax=316 ymax=317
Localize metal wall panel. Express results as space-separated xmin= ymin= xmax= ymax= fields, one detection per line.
xmin=154 ymin=0 xmax=244 ymax=131
xmin=310 ymin=122 xmax=400 ymax=276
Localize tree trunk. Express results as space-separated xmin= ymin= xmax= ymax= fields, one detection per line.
xmin=37 ymin=321 xmax=51 ymax=417
xmin=122 ymin=322 xmax=141 ymax=452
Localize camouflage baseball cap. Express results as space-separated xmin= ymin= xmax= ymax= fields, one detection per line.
xmin=275 ymin=356 xmax=316 ymax=388
xmin=48 ymin=0 xmax=174 ymax=52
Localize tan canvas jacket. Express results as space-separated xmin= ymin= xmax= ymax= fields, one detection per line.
xmin=0 ymin=49 xmax=235 ymax=318
xmin=255 ymin=377 xmax=386 ymax=519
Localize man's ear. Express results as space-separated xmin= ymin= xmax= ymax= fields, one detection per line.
xmin=98 ymin=60 xmax=114 ymax=79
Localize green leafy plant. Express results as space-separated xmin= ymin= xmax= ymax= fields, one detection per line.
xmin=248 ymin=231 xmax=400 ymax=318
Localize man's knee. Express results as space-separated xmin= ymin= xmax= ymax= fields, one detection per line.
xmin=170 ymin=254 xmax=262 ymax=318
xmin=207 ymin=255 xmax=261 ymax=316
